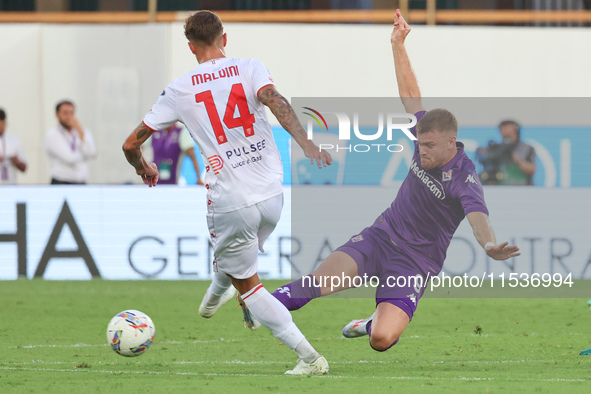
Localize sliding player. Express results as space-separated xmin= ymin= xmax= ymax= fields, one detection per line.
xmin=270 ymin=9 xmax=520 ymax=352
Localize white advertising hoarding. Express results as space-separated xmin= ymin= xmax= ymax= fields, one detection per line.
xmin=1 ymin=186 xmax=589 ymax=281
xmin=0 ymin=186 xmax=293 ymax=280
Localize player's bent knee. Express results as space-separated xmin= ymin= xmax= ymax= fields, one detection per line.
xmin=369 ymin=333 xmax=400 ymax=352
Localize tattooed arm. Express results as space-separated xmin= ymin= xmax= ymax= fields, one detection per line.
xmin=258 ymin=85 xmax=332 ymax=168
xmin=122 ymin=122 xmax=159 ymax=187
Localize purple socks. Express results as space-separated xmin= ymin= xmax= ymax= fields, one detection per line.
xmin=271 ymin=275 xmax=322 ymax=311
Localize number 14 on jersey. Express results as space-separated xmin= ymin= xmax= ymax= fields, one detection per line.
xmin=195 ymin=83 xmax=256 ymax=144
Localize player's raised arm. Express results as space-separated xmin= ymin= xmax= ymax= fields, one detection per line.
xmin=122 ymin=122 xmax=159 ymax=187
xmin=257 ymin=84 xmax=332 ymax=168
xmin=466 ymin=211 xmax=521 ymax=261
xmin=391 ymin=9 xmax=425 ymax=115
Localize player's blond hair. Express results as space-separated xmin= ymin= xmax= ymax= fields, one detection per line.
xmin=184 ymin=10 xmax=223 ymax=46
xmin=417 ymin=109 xmax=458 ymax=135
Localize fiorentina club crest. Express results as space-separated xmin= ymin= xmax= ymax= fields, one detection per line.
xmin=442 ymin=170 xmax=453 ymax=182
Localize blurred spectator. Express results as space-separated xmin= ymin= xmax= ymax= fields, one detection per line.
xmin=0 ymin=108 xmax=27 ymax=185
xmin=331 ymin=0 xmax=372 ymax=8
xmin=476 ymin=120 xmax=536 ymax=186
xmin=151 ymin=123 xmax=203 ymax=185
xmin=45 ymin=100 xmax=97 ymax=185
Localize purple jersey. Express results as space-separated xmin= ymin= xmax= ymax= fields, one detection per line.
xmin=152 ymin=125 xmax=183 ymax=184
xmin=372 ymin=111 xmax=488 ymax=275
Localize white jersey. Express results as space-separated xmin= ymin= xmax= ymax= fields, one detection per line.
xmin=144 ymin=57 xmax=283 ymax=213
xmin=45 ymin=125 xmax=96 ymax=184
xmin=0 ymin=133 xmax=27 ymax=185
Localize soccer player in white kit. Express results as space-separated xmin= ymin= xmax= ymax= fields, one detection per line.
xmin=123 ymin=11 xmax=332 ymax=375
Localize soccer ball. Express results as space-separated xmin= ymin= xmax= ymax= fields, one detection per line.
xmin=106 ymin=310 xmax=155 ymax=357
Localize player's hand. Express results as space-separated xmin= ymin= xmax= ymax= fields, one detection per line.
xmin=196 ymin=178 xmax=205 ymax=186
xmin=485 ymin=242 xmax=520 ymax=261
xmin=9 ymin=155 xmax=19 ymax=166
xmin=391 ymin=9 xmax=411 ymax=45
xmin=137 ymin=162 xmax=159 ymax=187
xmin=303 ymin=140 xmax=333 ymax=168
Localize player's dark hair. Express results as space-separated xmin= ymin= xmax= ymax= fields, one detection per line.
xmin=0 ymin=108 xmax=5 ymax=121
xmin=56 ymin=100 xmax=75 ymax=113
xmin=417 ymin=108 xmax=458 ymax=135
xmin=498 ymin=120 xmax=521 ymax=140
xmin=184 ymin=10 xmax=223 ymax=46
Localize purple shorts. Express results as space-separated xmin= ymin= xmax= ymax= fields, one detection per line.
xmin=336 ymin=226 xmax=428 ymax=321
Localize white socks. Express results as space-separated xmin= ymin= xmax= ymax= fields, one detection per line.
xmin=242 ymin=284 xmax=319 ymax=362
xmin=295 ymin=338 xmax=321 ymax=363
xmin=203 ymin=272 xmax=232 ymax=308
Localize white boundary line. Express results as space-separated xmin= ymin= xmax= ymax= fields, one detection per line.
xmin=0 ymin=359 xmax=554 ymax=366
xmin=0 ymin=366 xmax=586 ymax=382
xmin=7 ymin=332 xmax=586 ymax=349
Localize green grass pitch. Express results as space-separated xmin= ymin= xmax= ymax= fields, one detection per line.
xmin=1 ymin=280 xmax=591 ymax=393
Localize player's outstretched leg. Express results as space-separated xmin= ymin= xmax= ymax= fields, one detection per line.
xmin=199 ymin=271 xmax=236 ymax=318
xmin=271 ymin=275 xmax=321 ymax=311
xmin=342 ymin=313 xmax=375 ymax=338
xmin=343 ymin=301 xmax=410 ymax=352
xmin=272 ymin=251 xmax=359 ymax=310
xmin=234 ymin=275 xmax=329 ymax=375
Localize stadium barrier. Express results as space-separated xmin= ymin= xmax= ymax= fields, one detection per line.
xmin=1 ymin=10 xmax=591 ymax=24
xmin=1 ymin=23 xmax=590 ymax=186
xmin=1 ymin=186 xmax=589 ymax=281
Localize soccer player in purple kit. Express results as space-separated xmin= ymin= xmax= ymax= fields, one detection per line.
xmin=270 ymin=9 xmax=521 ymax=352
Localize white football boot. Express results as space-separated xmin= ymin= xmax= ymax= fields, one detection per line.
xmin=198 ymin=287 xmax=237 ymax=318
xmin=284 ymin=356 xmax=329 ymax=375
xmin=342 ymin=313 xmax=375 ymax=338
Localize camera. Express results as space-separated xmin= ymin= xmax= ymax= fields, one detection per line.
xmin=475 ymin=137 xmax=516 ymax=185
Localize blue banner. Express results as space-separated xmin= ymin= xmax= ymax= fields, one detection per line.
xmin=180 ymin=126 xmax=589 ymax=187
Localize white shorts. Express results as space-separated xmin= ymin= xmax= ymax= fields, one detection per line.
xmin=206 ymin=193 xmax=283 ymax=279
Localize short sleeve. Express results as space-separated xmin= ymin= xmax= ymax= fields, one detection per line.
xmin=248 ymin=59 xmax=275 ymax=97
xmin=456 ymin=169 xmax=489 ymax=216
xmin=143 ymin=85 xmax=179 ymax=131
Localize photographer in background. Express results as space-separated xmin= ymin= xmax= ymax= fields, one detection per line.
xmin=476 ymin=120 xmax=536 ymax=186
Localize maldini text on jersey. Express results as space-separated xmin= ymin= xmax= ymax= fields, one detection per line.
xmin=191 ymin=65 xmax=240 ymax=85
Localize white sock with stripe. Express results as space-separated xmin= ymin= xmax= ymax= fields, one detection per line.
xmin=242 ymin=284 xmax=320 ymax=362
xmin=203 ymin=271 xmax=232 ymax=308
